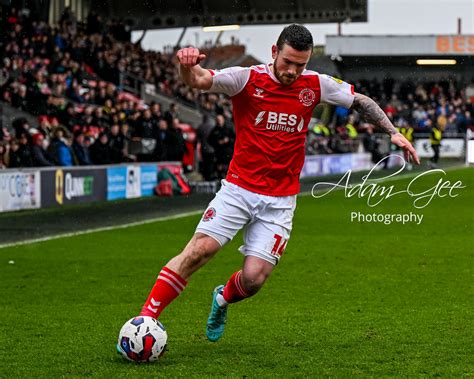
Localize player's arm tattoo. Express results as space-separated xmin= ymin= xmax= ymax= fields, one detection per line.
xmin=351 ymin=93 xmax=398 ymax=136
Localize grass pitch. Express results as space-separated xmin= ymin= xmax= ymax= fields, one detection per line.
xmin=1 ymin=167 xmax=473 ymax=377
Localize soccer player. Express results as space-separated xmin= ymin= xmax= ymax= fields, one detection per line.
xmin=136 ymin=24 xmax=420 ymax=342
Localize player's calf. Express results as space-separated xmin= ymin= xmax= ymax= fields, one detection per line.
xmin=206 ymin=256 xmax=275 ymax=342
xmin=140 ymin=233 xmax=221 ymax=319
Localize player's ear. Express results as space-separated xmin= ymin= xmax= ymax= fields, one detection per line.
xmin=271 ymin=45 xmax=278 ymax=60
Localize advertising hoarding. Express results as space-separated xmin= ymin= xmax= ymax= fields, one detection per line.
xmin=0 ymin=171 xmax=41 ymax=212
xmin=41 ymin=168 xmax=107 ymax=207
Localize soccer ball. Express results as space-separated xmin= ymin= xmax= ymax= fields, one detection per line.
xmin=117 ymin=316 xmax=167 ymax=363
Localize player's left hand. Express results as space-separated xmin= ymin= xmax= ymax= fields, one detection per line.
xmin=391 ymin=132 xmax=420 ymax=165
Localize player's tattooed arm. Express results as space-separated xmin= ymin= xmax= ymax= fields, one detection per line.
xmin=351 ymin=93 xmax=398 ymax=136
xmin=351 ymin=92 xmax=420 ymax=164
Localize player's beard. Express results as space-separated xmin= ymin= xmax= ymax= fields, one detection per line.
xmin=273 ymin=59 xmax=297 ymax=85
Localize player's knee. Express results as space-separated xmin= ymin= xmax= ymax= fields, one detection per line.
xmin=241 ymin=269 xmax=270 ymax=295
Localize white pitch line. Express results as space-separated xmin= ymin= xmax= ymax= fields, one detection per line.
xmin=0 ymin=210 xmax=203 ymax=250
xmin=0 ymin=165 xmax=470 ymax=250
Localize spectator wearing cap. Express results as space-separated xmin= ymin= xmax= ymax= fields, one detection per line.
xmin=72 ymin=130 xmax=92 ymax=165
xmin=90 ymin=132 xmax=112 ymax=165
xmin=31 ymin=133 xmax=54 ymax=166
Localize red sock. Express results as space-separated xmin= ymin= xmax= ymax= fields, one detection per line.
xmin=140 ymin=267 xmax=187 ymax=318
xmin=222 ymin=270 xmax=250 ymax=304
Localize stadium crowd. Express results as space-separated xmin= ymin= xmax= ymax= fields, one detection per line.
xmin=0 ymin=7 xmax=192 ymax=169
xmin=0 ymin=6 xmax=473 ymax=174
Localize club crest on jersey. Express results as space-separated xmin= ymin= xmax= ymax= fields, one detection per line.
xmin=253 ymin=87 xmax=265 ymax=98
xmin=202 ymin=207 xmax=216 ymax=222
xmin=299 ymin=88 xmax=316 ymax=107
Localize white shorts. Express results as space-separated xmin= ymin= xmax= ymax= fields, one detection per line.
xmin=196 ymin=180 xmax=297 ymax=265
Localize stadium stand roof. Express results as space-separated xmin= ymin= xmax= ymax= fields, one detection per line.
xmin=309 ymin=34 xmax=474 ymax=82
xmin=325 ymin=35 xmax=474 ymax=57
xmin=47 ymin=0 xmax=367 ymax=30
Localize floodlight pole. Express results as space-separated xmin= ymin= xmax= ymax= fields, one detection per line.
xmin=214 ymin=31 xmax=224 ymax=47
xmin=175 ymin=27 xmax=188 ymax=49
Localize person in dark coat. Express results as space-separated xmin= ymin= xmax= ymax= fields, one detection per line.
xmin=9 ymin=133 xmax=33 ymax=167
xmin=164 ymin=103 xmax=179 ymax=126
xmin=7 ymin=140 xmax=22 ymax=168
xmin=31 ymin=133 xmax=54 ymax=167
xmin=165 ymin=117 xmax=187 ymax=162
xmin=72 ymin=131 xmax=92 ymax=165
xmin=108 ymin=124 xmax=125 ymax=163
xmin=154 ymin=119 xmax=169 ymax=161
xmin=12 ymin=118 xmax=31 ymax=139
xmin=197 ymin=114 xmax=216 ymax=180
xmin=90 ymin=132 xmax=112 ymax=165
xmin=208 ymin=115 xmax=235 ymax=179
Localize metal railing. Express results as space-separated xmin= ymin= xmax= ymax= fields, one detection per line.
xmin=120 ymin=72 xmax=203 ymax=126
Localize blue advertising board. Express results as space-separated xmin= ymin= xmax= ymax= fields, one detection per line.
xmin=107 ymin=167 xmax=127 ymax=200
xmin=300 ymin=153 xmax=371 ymax=178
xmin=140 ymin=165 xmax=158 ymax=197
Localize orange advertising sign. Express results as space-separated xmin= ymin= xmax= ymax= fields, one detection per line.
xmin=436 ymin=36 xmax=474 ymax=53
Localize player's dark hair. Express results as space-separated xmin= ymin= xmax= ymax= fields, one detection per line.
xmin=276 ymin=24 xmax=313 ymax=52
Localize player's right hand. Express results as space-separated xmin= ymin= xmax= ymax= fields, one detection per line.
xmin=177 ymin=47 xmax=206 ymax=68
xmin=391 ymin=132 xmax=420 ymax=165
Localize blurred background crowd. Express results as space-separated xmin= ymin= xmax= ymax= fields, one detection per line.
xmin=1 ymin=5 xmax=473 ymax=177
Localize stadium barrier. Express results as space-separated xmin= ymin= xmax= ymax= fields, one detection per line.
xmin=413 ymin=137 xmax=465 ymax=158
xmin=0 ymin=162 xmax=182 ymax=213
xmin=107 ymin=164 xmax=158 ymax=201
xmin=41 ymin=167 xmax=107 ymax=207
xmin=467 ymin=130 xmax=474 ymax=164
xmin=300 ymin=152 xmax=372 ymax=178
xmin=0 ymin=170 xmax=41 ymax=212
